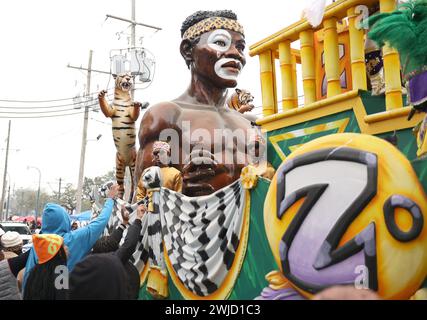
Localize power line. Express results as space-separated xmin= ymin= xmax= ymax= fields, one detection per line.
xmin=0 ymin=92 xmax=113 ymax=109
xmin=67 ymin=64 xmax=111 ymax=75
xmin=0 ymin=110 xmax=89 ymax=119
xmin=0 ymin=89 xmax=112 ymax=103
xmin=0 ymin=84 xmax=148 ymax=119
xmin=0 ymin=102 xmax=100 ymax=114
xmin=0 ymin=87 xmax=146 ymax=109
xmin=90 ymin=117 xmax=110 ymax=125
xmin=0 ymin=99 xmax=144 ymax=119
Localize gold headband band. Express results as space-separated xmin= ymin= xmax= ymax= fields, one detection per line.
xmin=182 ymin=17 xmax=244 ymax=41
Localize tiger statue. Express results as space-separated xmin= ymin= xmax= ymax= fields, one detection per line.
xmin=226 ymin=88 xmax=255 ymax=114
xmin=98 ymin=72 xmax=147 ymax=201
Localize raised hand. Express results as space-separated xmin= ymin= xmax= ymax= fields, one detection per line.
xmin=120 ymin=206 xmax=130 ymax=225
xmin=136 ymin=204 xmax=147 ymax=220
xmin=107 ymin=184 xmax=120 ymax=200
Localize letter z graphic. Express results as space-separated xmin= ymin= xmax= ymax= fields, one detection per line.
xmin=275 ymin=148 xmax=378 ymax=294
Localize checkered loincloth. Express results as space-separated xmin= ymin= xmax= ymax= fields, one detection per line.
xmin=105 ymin=180 xmax=245 ymax=297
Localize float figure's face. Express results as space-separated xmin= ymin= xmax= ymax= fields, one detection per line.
xmin=191 ymin=29 xmax=246 ymax=88
xmin=153 ymin=149 xmax=169 ymax=168
xmin=264 ymin=133 xmax=427 ymax=299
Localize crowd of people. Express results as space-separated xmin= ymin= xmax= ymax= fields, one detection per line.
xmin=0 ymin=139 xmax=184 ymax=300
xmin=0 ymin=183 xmax=149 ymax=300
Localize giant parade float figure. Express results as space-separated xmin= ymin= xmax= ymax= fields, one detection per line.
xmin=96 ymin=1 xmax=427 ymax=300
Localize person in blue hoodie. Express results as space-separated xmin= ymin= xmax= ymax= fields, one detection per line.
xmin=22 ymin=184 xmax=119 ymax=291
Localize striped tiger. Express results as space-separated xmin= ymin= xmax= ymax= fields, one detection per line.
xmin=226 ymin=88 xmax=255 ymax=114
xmin=98 ymin=72 xmax=144 ymax=201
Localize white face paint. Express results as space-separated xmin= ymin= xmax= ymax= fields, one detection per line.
xmin=207 ymin=29 xmax=232 ymax=52
xmin=207 ymin=29 xmax=243 ymax=81
xmin=214 ymin=58 xmax=242 ymax=81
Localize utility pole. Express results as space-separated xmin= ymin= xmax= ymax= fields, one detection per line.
xmin=35 ymin=171 xmax=41 ymax=224
xmin=75 ymin=50 xmax=93 ymax=214
xmin=58 ymin=178 xmax=62 ymax=201
xmin=131 ymin=0 xmax=136 ymax=99
xmin=0 ymin=120 xmax=11 ymax=221
xmin=131 ymin=0 xmax=136 ymax=49
xmin=6 ymin=184 xmax=10 ymax=220
xmin=67 ymin=55 xmax=110 ymax=213
xmin=130 ymin=0 xmax=136 ymax=101
xmin=105 ymin=1 xmax=162 ymax=33
xmin=27 ymin=166 xmax=41 ymax=224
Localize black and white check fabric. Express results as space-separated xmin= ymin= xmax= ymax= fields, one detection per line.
xmin=100 ymin=169 xmax=246 ymax=297
xmin=160 ymin=180 xmax=245 ymax=296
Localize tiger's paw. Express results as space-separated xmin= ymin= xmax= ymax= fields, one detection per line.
xmin=135 ymin=101 xmax=149 ymax=110
xmin=98 ymin=90 xmax=107 ymax=99
xmin=239 ymin=104 xmax=254 ymax=113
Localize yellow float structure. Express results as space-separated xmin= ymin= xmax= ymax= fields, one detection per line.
xmin=249 ymin=0 xmax=427 ymax=300
xmin=250 ymin=0 xmax=414 ymax=120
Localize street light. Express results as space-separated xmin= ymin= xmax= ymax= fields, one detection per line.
xmin=27 ymin=166 xmax=41 ymax=225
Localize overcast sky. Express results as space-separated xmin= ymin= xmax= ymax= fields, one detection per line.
xmin=0 ymin=0 xmax=318 ymax=194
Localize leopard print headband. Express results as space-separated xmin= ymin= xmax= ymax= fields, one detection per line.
xmin=153 ymin=141 xmax=170 ymax=153
xmin=182 ymin=17 xmax=245 ymax=41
